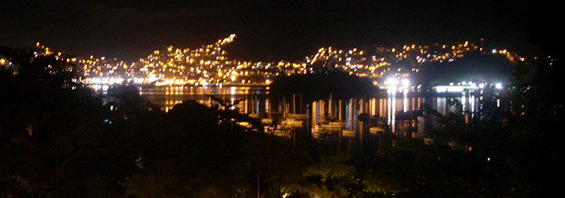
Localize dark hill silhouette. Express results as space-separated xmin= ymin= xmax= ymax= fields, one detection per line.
xmin=414 ymin=51 xmax=515 ymax=85
xmin=269 ymin=70 xmax=378 ymax=103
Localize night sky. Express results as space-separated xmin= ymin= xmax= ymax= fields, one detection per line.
xmin=1 ymin=0 xmax=561 ymax=62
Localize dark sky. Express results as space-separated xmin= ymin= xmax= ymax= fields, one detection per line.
xmin=1 ymin=0 xmax=561 ymax=62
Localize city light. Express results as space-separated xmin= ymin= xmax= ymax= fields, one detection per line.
xmin=401 ymin=79 xmax=410 ymax=87
xmin=26 ymin=35 xmax=519 ymax=88
xmin=495 ymin=82 xmax=503 ymax=89
xmin=385 ymin=78 xmax=399 ymax=86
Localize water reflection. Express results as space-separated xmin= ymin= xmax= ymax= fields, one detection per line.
xmin=139 ymin=86 xmax=269 ymax=113
xmin=307 ymin=91 xmax=482 ymax=137
xmin=97 ymin=85 xmax=483 ymax=135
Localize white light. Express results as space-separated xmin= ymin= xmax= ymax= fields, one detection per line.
xmin=386 ymin=78 xmax=399 ymax=86
xmin=230 ymin=86 xmax=236 ymax=95
xmin=147 ymin=74 xmax=159 ymax=83
xmin=435 ymin=85 xmax=465 ymax=93
xmin=495 ymin=82 xmax=503 ymax=89
xmin=401 ymin=79 xmax=410 ymax=86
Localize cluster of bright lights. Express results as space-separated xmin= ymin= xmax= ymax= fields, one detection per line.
xmin=491 ymin=48 xmax=526 ymax=64
xmin=384 ymin=78 xmax=410 ymax=92
xmin=434 ymin=81 xmax=504 ymax=93
xmin=133 ymin=39 xmax=485 ymax=86
xmin=306 ymin=41 xmax=480 ymax=78
xmin=83 ymin=77 xmax=146 ymax=85
xmin=26 ymin=38 xmax=523 ymax=88
xmin=136 ymin=34 xmax=282 ymax=86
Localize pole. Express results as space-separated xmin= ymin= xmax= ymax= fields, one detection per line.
xmin=293 ymin=93 xmax=296 ymax=114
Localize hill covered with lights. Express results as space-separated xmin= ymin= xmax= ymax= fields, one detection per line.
xmin=1 ymin=34 xmax=525 ymax=87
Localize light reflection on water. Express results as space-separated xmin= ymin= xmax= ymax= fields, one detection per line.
xmin=139 ymin=86 xmax=267 ymax=112
xmin=95 ymin=85 xmax=481 ymax=134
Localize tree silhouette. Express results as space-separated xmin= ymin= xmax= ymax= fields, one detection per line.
xmin=207 ymin=95 xmax=264 ymax=133
xmin=0 ymin=46 xmax=117 ymax=196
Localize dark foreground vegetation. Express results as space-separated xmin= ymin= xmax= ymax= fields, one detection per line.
xmin=1 ymin=43 xmax=563 ymax=198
